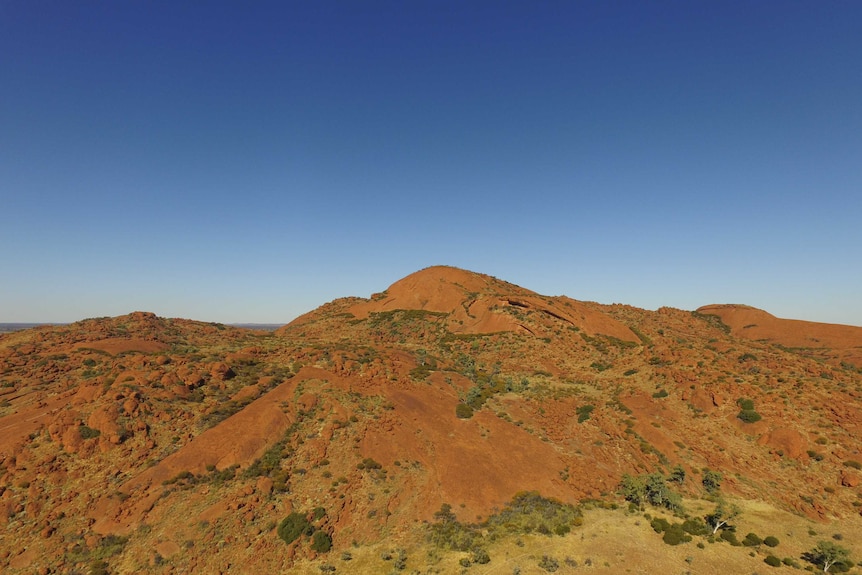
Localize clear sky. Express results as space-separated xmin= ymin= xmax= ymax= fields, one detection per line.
xmin=2 ymin=1 xmax=860 ymax=326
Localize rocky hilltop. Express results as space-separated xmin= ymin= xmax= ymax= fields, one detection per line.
xmin=1 ymin=266 xmax=861 ymax=574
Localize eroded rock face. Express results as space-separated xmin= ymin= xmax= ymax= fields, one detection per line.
xmin=757 ymin=428 xmax=809 ymax=459
xmin=87 ymin=404 xmax=124 ymax=445
xmin=335 ymin=266 xmax=640 ymax=342
xmin=697 ymin=303 xmax=862 ymax=366
xmin=210 ymin=362 xmax=236 ymax=381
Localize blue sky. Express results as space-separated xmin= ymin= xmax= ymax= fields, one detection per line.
xmin=2 ymin=1 xmax=860 ymax=325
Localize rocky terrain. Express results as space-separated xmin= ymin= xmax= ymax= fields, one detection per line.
xmin=1 ymin=266 xmax=861 ymax=574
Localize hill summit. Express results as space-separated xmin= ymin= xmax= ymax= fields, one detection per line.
xmin=285 ymin=265 xmax=639 ymax=342
xmin=1 ymin=267 xmax=861 ymax=574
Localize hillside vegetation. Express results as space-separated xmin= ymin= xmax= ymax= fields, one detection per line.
xmin=1 ymin=266 xmax=861 ymax=574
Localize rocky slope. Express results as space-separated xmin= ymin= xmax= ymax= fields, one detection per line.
xmin=1 ymin=266 xmax=860 ymax=574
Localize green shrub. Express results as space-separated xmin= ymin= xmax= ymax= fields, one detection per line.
xmin=428 ymin=503 xmax=479 ymax=551
xmin=310 ymin=530 xmax=332 ymax=553
xmin=764 ymin=555 xmax=781 ymax=567
xmin=397 ymin=546 xmax=413 ymax=567
xmin=90 ymin=535 xmax=129 ymax=562
xmin=742 ymin=532 xmax=763 ymax=546
xmin=651 ymin=517 xmax=670 ymax=533
xmin=660 ymin=522 xmax=692 ymax=545
xmin=79 ymin=425 xmax=101 ymax=440
xmin=410 ymin=364 xmax=433 ymax=381
xmin=576 ymin=405 xmax=594 ymax=423
xmin=843 ymin=460 xmax=862 ymax=470
xmin=702 ymin=469 xmax=723 ymax=493
xmin=472 ymin=548 xmax=490 ymax=564
xmin=807 ymin=450 xmax=825 ymax=461
xmin=681 ymin=518 xmax=710 ymax=536
xmin=764 ymin=536 xmax=779 ymax=547
xmin=484 ymin=491 xmax=582 ymax=537
xmin=720 ymin=530 xmax=740 ymax=546
xmin=455 ymin=403 xmax=474 ymax=419
xmin=538 ymin=555 xmax=559 ymax=572
xmin=163 ymin=470 xmax=196 ymax=486
xmin=243 ymin=427 xmax=293 ymax=481
xmin=737 ymin=398 xmax=755 ymax=410
xmin=429 ymin=493 xmax=580 ymax=552
xmin=737 ymin=409 xmax=762 ymax=423
xmin=277 ymin=512 xmax=311 ymax=545
xmin=357 ymin=457 xmax=382 ymax=470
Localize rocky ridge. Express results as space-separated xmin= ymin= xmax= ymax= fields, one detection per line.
xmin=1 ymin=266 xmax=861 ymax=574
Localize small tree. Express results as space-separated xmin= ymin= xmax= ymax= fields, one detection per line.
xmin=619 ymin=474 xmax=647 ymax=510
xmin=705 ymin=500 xmax=740 ymax=535
xmin=702 ymin=469 xmax=723 ymax=494
xmin=434 ymin=503 xmax=457 ymax=523
xmin=806 ymin=541 xmax=852 ymax=573
xmin=311 ymin=530 xmax=332 ymax=553
xmin=621 ymin=472 xmax=682 ymax=512
xmin=645 ymin=473 xmax=669 ymax=507
xmin=663 ymin=490 xmax=684 ymax=513
xmin=669 ymin=464 xmax=686 ymax=484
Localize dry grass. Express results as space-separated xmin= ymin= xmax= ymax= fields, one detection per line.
xmin=286 ymin=498 xmax=862 ymax=574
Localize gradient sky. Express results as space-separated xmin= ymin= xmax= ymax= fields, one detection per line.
xmin=2 ymin=1 xmax=860 ymax=325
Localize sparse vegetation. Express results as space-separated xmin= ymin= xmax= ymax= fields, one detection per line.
xmin=5 ymin=270 xmax=862 ymax=574
xmin=429 ymin=492 xmax=581 ymax=552
xmin=357 ymin=457 xmax=382 ymax=471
